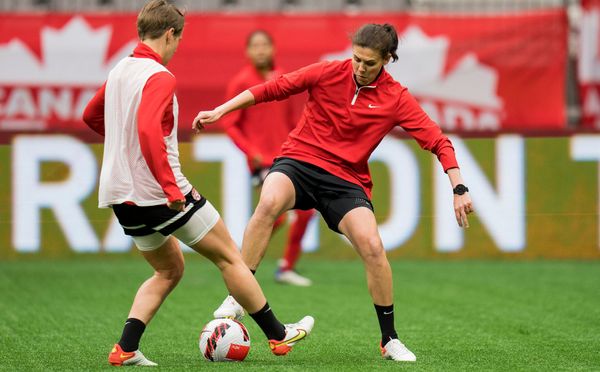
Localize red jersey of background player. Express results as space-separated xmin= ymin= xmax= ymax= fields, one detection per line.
xmin=221 ymin=64 xmax=295 ymax=171
xmin=224 ymin=30 xmax=314 ymax=287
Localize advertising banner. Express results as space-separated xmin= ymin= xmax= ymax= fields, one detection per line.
xmin=0 ymin=10 xmax=567 ymax=139
xmin=580 ymin=0 xmax=600 ymax=129
xmin=0 ymin=134 xmax=598 ymax=259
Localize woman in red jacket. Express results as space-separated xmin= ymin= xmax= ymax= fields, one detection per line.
xmin=194 ymin=23 xmax=473 ymax=362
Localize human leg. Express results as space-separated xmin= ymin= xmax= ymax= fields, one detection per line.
xmin=109 ymin=236 xmax=184 ymax=366
xmin=128 ymin=237 xmax=185 ymax=323
xmin=338 ymin=207 xmax=393 ymax=309
xmin=272 ymin=213 xmax=287 ymax=231
xmin=241 ymin=171 xmax=297 ymax=270
xmin=280 ymin=209 xmax=314 ymax=271
xmin=174 ymin=201 xmax=313 ymax=353
xmin=254 ymin=180 xmax=288 ymax=234
xmin=275 ymin=209 xmax=315 ymax=286
xmin=182 ymin=217 xmax=268 ymax=315
xmin=337 ymin=207 xmax=415 ymax=362
xmin=252 ymin=166 xmax=312 ymax=285
xmin=211 ymin=159 xmax=319 ymax=352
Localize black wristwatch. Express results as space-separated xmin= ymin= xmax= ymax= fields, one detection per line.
xmin=453 ymin=184 xmax=469 ymax=195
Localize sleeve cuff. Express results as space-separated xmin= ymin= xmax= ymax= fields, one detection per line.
xmin=248 ymin=85 xmax=265 ymax=104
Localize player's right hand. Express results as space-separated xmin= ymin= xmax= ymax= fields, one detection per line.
xmin=167 ymin=199 xmax=185 ymax=211
xmin=193 ymin=110 xmax=222 ymax=132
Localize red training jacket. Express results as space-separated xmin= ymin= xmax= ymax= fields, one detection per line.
xmin=249 ymin=59 xmax=458 ymax=198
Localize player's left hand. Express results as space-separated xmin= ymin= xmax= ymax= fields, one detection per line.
xmin=167 ymin=199 xmax=186 ymax=212
xmin=454 ymin=193 xmax=473 ymax=228
xmin=250 ymin=154 xmax=263 ymax=169
xmin=193 ymin=110 xmax=223 ymax=132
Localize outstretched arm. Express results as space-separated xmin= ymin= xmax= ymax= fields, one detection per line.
xmin=193 ymin=90 xmax=255 ymax=132
xmin=193 ymin=62 xmax=325 ymax=132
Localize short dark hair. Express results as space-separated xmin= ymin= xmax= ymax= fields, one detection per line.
xmin=246 ymin=30 xmax=274 ymax=47
xmin=352 ymin=23 xmax=399 ymax=62
xmin=137 ymin=0 xmax=185 ymax=40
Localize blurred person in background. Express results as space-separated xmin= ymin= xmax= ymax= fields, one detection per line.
xmin=194 ymin=23 xmax=473 ymax=362
xmin=222 ymin=30 xmax=315 ymax=287
xmin=82 ymin=0 xmax=313 ymax=366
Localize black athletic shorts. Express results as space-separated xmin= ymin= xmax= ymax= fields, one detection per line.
xmin=269 ymin=157 xmax=374 ymax=233
xmin=112 ymin=188 xmax=207 ymax=237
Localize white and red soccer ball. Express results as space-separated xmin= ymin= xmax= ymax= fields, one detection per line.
xmin=199 ymin=318 xmax=251 ymax=362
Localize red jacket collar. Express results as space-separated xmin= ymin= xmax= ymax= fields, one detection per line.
xmin=132 ymin=42 xmax=163 ymax=64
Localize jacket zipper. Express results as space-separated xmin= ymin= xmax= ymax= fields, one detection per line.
xmin=351 ymin=84 xmax=376 ymax=106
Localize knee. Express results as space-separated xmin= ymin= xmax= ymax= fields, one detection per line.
xmin=156 ymin=264 xmax=184 ymax=287
xmin=254 ymin=196 xmax=283 ymax=222
xmin=213 ymin=242 xmax=243 ymax=270
xmin=357 ymin=235 xmax=386 ymax=264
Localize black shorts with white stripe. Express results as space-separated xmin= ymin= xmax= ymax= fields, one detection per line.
xmin=112 ymin=189 xmax=207 ymax=237
xmin=268 ymin=157 xmax=374 ymax=234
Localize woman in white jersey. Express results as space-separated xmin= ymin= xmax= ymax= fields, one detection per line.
xmin=83 ymin=0 xmax=313 ymax=366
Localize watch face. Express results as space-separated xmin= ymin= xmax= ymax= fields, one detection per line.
xmin=454 ymin=185 xmax=468 ymax=195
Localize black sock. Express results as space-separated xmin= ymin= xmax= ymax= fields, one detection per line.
xmin=249 ymin=302 xmax=286 ymax=340
xmin=374 ymin=304 xmax=398 ymax=346
xmin=118 ymin=318 xmax=146 ymax=352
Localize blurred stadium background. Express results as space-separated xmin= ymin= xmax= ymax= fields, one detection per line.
xmin=0 ymin=0 xmax=599 ymax=370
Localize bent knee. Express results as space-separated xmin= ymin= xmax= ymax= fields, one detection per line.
xmin=356 ymin=236 xmax=386 ymax=262
xmin=156 ymin=264 xmax=184 ymax=285
xmin=254 ymin=196 xmax=285 ymax=221
xmin=207 ymin=240 xmax=244 ymax=271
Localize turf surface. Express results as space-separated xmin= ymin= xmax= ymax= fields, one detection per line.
xmin=1 ymin=257 xmax=599 ymax=371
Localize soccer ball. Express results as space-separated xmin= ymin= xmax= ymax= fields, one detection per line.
xmin=199 ymin=318 xmax=251 ymax=362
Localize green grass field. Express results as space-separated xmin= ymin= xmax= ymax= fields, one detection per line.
xmin=1 ymin=257 xmax=599 ymax=371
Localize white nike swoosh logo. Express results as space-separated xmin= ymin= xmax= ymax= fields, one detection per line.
xmin=383 ymin=311 xmax=393 ymax=315
xmin=368 ymin=104 xmax=379 ymax=108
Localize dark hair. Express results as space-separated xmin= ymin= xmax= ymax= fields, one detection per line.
xmin=246 ymin=30 xmax=274 ymax=47
xmin=352 ymin=23 xmax=399 ymax=62
xmin=137 ymin=0 xmax=185 ymax=40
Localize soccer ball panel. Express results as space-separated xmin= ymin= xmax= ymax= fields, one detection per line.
xmin=199 ymin=318 xmax=251 ymax=362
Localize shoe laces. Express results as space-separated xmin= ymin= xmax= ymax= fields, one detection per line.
xmin=384 ymin=339 xmax=408 ymax=354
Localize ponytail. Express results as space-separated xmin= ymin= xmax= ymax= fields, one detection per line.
xmin=382 ymin=23 xmax=399 ymax=62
